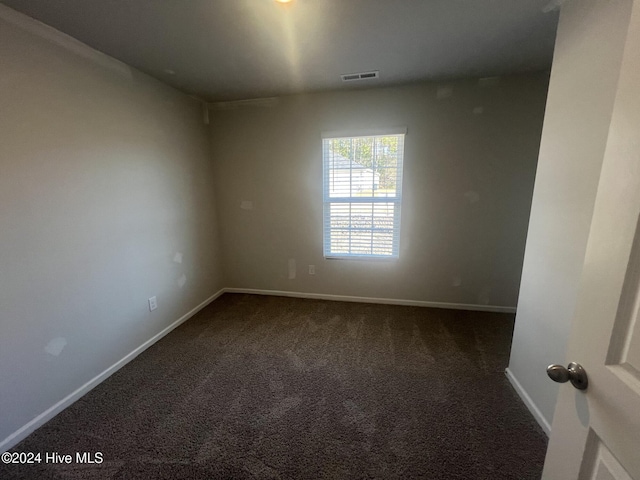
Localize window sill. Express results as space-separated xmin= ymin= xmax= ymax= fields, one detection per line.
xmin=324 ymin=255 xmax=399 ymax=262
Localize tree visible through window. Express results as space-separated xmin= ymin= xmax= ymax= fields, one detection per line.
xmin=322 ymin=132 xmax=405 ymax=258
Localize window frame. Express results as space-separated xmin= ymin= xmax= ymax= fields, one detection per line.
xmin=322 ymin=128 xmax=406 ymax=260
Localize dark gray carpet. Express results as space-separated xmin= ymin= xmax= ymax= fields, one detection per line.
xmin=1 ymin=293 xmax=547 ymax=479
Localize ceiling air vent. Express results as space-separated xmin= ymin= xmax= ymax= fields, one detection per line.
xmin=341 ymin=70 xmax=379 ymax=82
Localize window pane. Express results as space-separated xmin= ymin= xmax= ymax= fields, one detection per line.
xmin=372 ymin=203 xmax=396 ymax=230
xmin=372 ymin=168 xmax=398 ymax=197
xmin=350 ymin=203 xmax=373 ymax=229
xmin=353 ymin=137 xmax=374 ymax=169
xmin=350 ymin=230 xmax=373 ymax=255
xmin=329 ymin=229 xmax=351 ymax=254
xmin=372 ymin=231 xmax=394 ymax=255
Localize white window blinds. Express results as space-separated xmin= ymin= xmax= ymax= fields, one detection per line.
xmin=322 ymin=132 xmax=405 ymax=258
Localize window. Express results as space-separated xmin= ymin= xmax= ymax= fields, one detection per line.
xmin=322 ymin=130 xmax=405 ymax=259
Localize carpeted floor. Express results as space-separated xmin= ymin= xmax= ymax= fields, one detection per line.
xmin=1 ymin=293 xmax=547 ymax=479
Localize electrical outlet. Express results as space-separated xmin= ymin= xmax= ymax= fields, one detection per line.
xmin=148 ymin=296 xmax=157 ymax=311
xmin=309 ymin=265 xmax=315 ymax=275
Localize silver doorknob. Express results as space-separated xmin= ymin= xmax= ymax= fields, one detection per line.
xmin=546 ymin=362 xmax=588 ymax=390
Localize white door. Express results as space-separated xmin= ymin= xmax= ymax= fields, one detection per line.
xmin=542 ymin=2 xmax=640 ymax=479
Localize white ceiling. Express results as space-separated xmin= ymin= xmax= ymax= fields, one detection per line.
xmin=1 ymin=0 xmax=559 ymax=102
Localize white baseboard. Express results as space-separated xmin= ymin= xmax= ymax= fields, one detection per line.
xmin=0 ymin=289 xmax=225 ymax=453
xmin=223 ymin=288 xmax=517 ymax=313
xmin=505 ymin=367 xmax=551 ymax=436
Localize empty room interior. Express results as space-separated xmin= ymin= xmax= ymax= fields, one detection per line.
xmin=2 ymin=0 xmax=640 ymax=479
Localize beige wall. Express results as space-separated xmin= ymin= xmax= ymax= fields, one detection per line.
xmin=211 ymin=75 xmax=549 ymax=309
xmin=0 ymin=10 xmax=223 ymax=446
xmin=508 ymin=0 xmax=633 ymax=432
